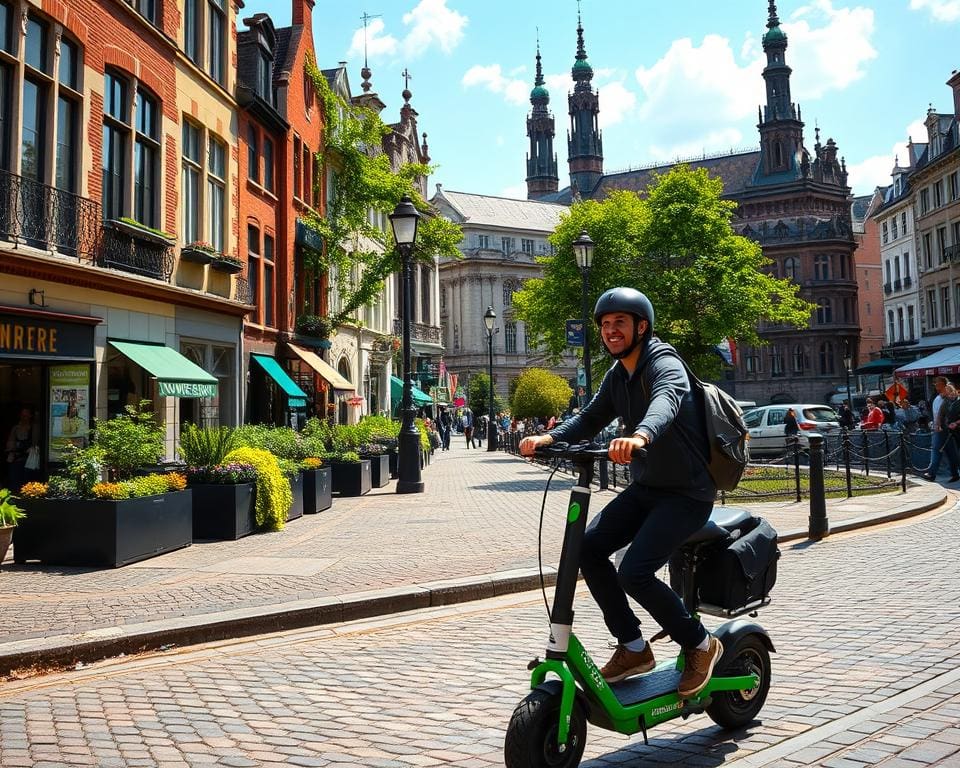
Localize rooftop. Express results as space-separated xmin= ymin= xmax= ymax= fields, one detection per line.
xmin=433 ymin=189 xmax=568 ymax=232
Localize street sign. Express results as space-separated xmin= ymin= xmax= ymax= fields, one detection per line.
xmin=577 ymin=367 xmax=586 ymax=386
xmin=566 ymin=319 xmax=585 ymax=347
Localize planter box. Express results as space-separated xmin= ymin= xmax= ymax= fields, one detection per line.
xmin=361 ymin=454 xmax=390 ymax=488
xmin=13 ymin=491 xmax=192 ymax=568
xmin=211 ymin=257 xmax=243 ymax=274
xmin=190 ymin=483 xmax=256 ymax=540
xmin=330 ymin=460 xmax=372 ymax=497
xmin=287 ymin=472 xmax=304 ymax=521
xmin=180 ymin=246 xmax=216 ymax=265
xmin=301 ymin=467 xmax=332 ymax=514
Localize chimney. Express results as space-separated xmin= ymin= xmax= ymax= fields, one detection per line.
xmin=949 ymin=70 xmax=960 ymax=118
xmin=292 ymin=0 xmax=314 ymax=31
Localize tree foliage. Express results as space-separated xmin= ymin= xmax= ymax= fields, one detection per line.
xmin=468 ymin=372 xmax=506 ymax=417
xmin=302 ymin=58 xmax=462 ymax=326
xmin=513 ymin=165 xmax=814 ymax=383
xmin=511 ymin=368 xmax=574 ymax=420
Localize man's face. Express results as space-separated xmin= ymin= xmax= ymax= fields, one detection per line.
xmin=600 ymin=313 xmax=647 ymax=356
xmin=936 ymin=380 xmax=947 ymax=393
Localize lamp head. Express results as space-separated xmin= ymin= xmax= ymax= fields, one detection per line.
xmin=573 ymin=229 xmax=594 ymax=270
xmin=389 ymin=195 xmax=420 ymax=246
xmin=483 ymin=305 xmax=496 ymax=332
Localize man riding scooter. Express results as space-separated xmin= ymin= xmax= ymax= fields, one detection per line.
xmin=520 ymin=287 xmax=722 ymax=698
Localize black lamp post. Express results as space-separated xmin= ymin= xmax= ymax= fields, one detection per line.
xmin=573 ymin=230 xmax=595 ymax=401
xmin=844 ymin=344 xmax=853 ymax=419
xmin=484 ymin=306 xmax=497 ymax=452
xmin=390 ymin=195 xmax=423 ymax=494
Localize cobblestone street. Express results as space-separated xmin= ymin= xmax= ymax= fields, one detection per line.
xmin=1 ymin=491 xmax=957 ymax=766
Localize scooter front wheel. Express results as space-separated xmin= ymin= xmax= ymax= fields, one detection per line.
xmin=504 ymin=688 xmax=587 ymax=768
xmin=706 ymin=633 xmax=771 ymax=729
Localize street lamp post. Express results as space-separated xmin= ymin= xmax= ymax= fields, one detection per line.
xmin=390 ymin=195 xmax=424 ymax=494
xmin=484 ymin=306 xmax=497 ymax=452
xmin=844 ymin=343 xmax=853 ymax=414
xmin=573 ymin=230 xmax=595 ymax=401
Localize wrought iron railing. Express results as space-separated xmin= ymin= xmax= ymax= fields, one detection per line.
xmin=393 ymin=318 xmax=442 ymax=344
xmin=893 ymin=278 xmax=902 ymax=291
xmin=99 ymin=220 xmax=175 ymax=280
xmin=0 ymin=169 xmax=103 ymax=261
xmin=944 ymin=243 xmax=960 ymax=262
xmin=234 ymin=276 xmax=251 ymax=304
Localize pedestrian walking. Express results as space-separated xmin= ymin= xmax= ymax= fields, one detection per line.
xmin=438 ymin=405 xmax=452 ymax=451
xmin=924 ymin=380 xmax=960 ymax=481
xmin=783 ymin=407 xmax=799 ymax=439
xmin=463 ymin=407 xmax=474 ymax=449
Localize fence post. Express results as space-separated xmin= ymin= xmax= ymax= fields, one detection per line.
xmin=884 ymin=430 xmax=891 ymax=478
xmin=792 ymin=436 xmax=801 ymax=503
xmin=808 ymin=433 xmax=829 ymax=540
xmin=900 ymin=431 xmax=908 ymax=493
xmin=599 ymin=459 xmax=609 ymax=490
xmin=862 ymin=430 xmax=870 ymax=476
xmin=843 ymin=430 xmax=853 ymax=499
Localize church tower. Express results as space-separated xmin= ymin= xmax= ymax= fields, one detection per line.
xmin=567 ymin=13 xmax=603 ymax=196
xmin=526 ymin=44 xmax=559 ymax=199
xmin=756 ymin=0 xmax=804 ymax=177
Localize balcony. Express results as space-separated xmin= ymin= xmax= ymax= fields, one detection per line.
xmin=883 ymin=282 xmax=893 ymax=295
xmin=100 ymin=219 xmax=175 ymax=280
xmin=393 ymin=318 xmax=441 ymax=345
xmin=893 ymin=278 xmax=902 ymax=292
xmin=0 ymin=169 xmax=102 ymax=261
xmin=904 ymin=276 xmax=913 ymax=289
xmin=945 ymin=244 xmax=960 ymax=262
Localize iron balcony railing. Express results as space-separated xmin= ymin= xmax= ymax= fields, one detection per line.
xmin=100 ymin=219 xmax=175 ymax=280
xmin=234 ymin=275 xmax=252 ymax=304
xmin=893 ymin=278 xmax=902 ymax=291
xmin=393 ymin=318 xmax=442 ymax=344
xmin=883 ymin=282 xmax=893 ymax=295
xmin=945 ymin=243 xmax=960 ymax=262
xmin=0 ymin=169 xmax=102 ymax=261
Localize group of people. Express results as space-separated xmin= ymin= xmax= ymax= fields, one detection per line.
xmin=921 ymin=376 xmax=960 ymax=481
xmin=855 ymin=396 xmax=923 ymax=432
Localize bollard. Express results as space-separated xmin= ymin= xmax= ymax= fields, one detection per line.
xmin=808 ymin=433 xmax=829 ymax=540
xmin=792 ymin=436 xmax=802 ymax=503
xmin=862 ymin=430 xmax=870 ymax=476
xmin=599 ymin=459 xmax=609 ymax=490
xmin=843 ymin=430 xmax=853 ymax=498
xmin=899 ymin=431 xmax=908 ymax=493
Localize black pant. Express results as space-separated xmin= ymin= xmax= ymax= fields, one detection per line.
xmin=580 ymin=482 xmax=713 ymax=649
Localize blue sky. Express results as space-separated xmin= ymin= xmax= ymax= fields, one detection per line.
xmin=242 ymin=0 xmax=960 ymax=199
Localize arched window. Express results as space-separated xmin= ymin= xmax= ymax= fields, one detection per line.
xmin=774 ymin=141 xmax=783 ymax=167
xmin=792 ymin=345 xmax=804 ymax=373
xmin=784 ymin=257 xmax=799 ymax=281
xmin=771 ymin=346 xmax=784 ymax=377
xmin=816 ymin=298 xmax=832 ymax=324
xmin=819 ymin=342 xmax=835 ymax=374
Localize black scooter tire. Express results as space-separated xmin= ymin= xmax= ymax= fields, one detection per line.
xmin=504 ymin=688 xmax=587 ymax=768
xmin=706 ymin=633 xmax=772 ymax=729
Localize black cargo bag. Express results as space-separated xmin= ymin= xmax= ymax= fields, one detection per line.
xmin=696 ymin=517 xmax=780 ymax=615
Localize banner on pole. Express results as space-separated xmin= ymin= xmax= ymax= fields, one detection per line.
xmin=566 ymin=319 xmax=585 ymax=347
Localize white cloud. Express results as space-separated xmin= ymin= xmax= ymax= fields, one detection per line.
xmin=462 ymin=64 xmax=529 ymax=105
xmin=597 ymin=81 xmax=637 ymax=128
xmin=909 ymin=0 xmax=960 ymax=22
xmin=846 ymin=119 xmax=928 ymax=193
xmin=401 ymin=0 xmax=468 ymax=57
xmin=347 ymin=1 xmax=468 ymax=62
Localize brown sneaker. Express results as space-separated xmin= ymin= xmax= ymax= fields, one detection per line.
xmin=600 ymin=643 xmax=656 ymax=683
xmin=678 ymin=636 xmax=724 ymax=698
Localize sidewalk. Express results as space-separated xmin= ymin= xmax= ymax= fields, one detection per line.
xmin=0 ymin=440 xmax=948 ymax=677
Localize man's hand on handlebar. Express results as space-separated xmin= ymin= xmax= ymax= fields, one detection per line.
xmin=519 ymin=434 xmax=553 ymax=457
xmin=608 ymin=435 xmax=649 ymax=465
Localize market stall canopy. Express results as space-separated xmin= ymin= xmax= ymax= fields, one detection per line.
xmin=250 ymin=353 xmax=308 ymax=408
xmin=390 ymin=375 xmax=433 ymax=407
xmin=854 ymin=358 xmax=897 ymax=375
xmin=287 ymin=343 xmax=353 ymax=391
xmin=895 ymin=347 xmax=960 ymax=378
xmin=109 ymin=340 xmax=218 ymax=398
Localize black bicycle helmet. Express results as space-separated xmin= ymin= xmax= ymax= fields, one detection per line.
xmin=593 ymin=287 xmax=654 ymax=359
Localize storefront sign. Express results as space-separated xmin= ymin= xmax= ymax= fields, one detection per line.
xmin=0 ymin=312 xmax=95 ymax=359
xmin=158 ymin=381 xmax=218 ymax=398
xmin=49 ymin=364 xmax=90 ymax=460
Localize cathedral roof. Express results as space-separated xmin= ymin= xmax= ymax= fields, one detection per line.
xmin=433 ymin=189 xmax=567 ymax=232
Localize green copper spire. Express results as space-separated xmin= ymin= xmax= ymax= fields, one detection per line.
xmin=530 ymin=42 xmax=549 ymax=103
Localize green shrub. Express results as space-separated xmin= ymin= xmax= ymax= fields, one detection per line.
xmin=179 ymin=424 xmax=238 ymax=468
xmin=358 ymin=415 xmax=400 ymax=442
xmin=511 ymin=368 xmax=574 ymax=420
xmin=233 ymin=425 xmax=308 ymax=460
xmin=126 ymin=474 xmax=172 ymax=498
xmin=414 ymin=419 xmax=431 ymax=452
xmin=60 ymin=445 xmax=104 ymax=497
xmin=0 ymin=488 xmax=25 ymax=526
xmin=92 ymin=400 xmax=165 ymax=479
xmin=224 ymin=446 xmax=292 ymax=531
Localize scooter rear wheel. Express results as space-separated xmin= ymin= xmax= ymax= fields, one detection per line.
xmin=706 ymin=634 xmax=771 ymax=729
xmin=504 ymin=688 xmax=587 ymax=768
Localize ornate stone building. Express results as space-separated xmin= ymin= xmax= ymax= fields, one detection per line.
xmin=531 ymin=2 xmax=858 ymax=405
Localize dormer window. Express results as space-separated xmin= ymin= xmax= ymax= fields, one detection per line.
xmin=255 ymin=48 xmax=272 ymax=104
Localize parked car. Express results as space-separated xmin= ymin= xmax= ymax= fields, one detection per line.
xmin=743 ymin=404 xmax=840 ymax=454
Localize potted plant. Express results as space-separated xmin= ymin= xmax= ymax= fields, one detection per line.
xmin=358 ymin=415 xmax=399 ymax=483
xmin=233 ymin=425 xmax=308 ymax=522
xmin=295 ymin=314 xmax=336 ymax=349
xmin=0 ymin=488 xmax=25 ymax=567
xmin=180 ymin=240 xmax=219 ymax=265
xmin=299 ymin=456 xmax=332 ymax=514
xmin=95 ymin=400 xmax=166 ymax=480
xmin=222 ymin=446 xmax=292 ymax=530
xmin=210 ymin=254 xmax=244 ymax=274
xmin=327 ymin=450 xmax=372 ymax=497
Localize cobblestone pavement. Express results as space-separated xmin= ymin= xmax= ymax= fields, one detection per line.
xmin=0 ymin=502 xmax=957 ymax=767
xmin=0 ymin=441 xmax=942 ymax=647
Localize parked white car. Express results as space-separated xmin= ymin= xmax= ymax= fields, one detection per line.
xmin=742 ymin=404 xmax=840 ymax=454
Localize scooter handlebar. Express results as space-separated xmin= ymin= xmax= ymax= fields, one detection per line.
xmin=533 ymin=441 xmax=647 ymax=461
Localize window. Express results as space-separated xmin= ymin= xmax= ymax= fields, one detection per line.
xmin=521 ymin=238 xmax=534 ymax=254
xmin=131 ymin=89 xmax=159 ymax=226
xmin=950 ymin=171 xmax=960 ymax=202
xmin=814 ymin=254 xmax=830 ymax=280
xmin=312 ymin=153 xmax=321 ymax=209
xmin=891 ymin=217 xmax=898 ymax=239
xmin=255 ymin=48 xmax=271 ymax=102
xmin=928 ymin=289 xmax=938 ymax=329
xmin=884 ymin=260 xmax=891 ymax=284
xmin=263 ymin=137 xmax=274 ymax=192
xmin=770 ymin=347 xmax=784 ymax=377
xmin=942 ymin=286 xmax=951 ymax=327
xmin=923 ymin=233 xmax=933 ymax=269
xmin=184 ymin=0 xmax=200 ymax=62
xmin=902 ymin=212 xmax=908 ymax=234
xmin=21 ymin=16 xmax=49 ymax=185
xmin=129 ymin=0 xmax=157 ymax=24
xmin=477 ymin=234 xmax=489 ymax=249
xmin=887 ymin=310 xmax=895 ymax=344
xmin=934 ymin=180 xmax=944 ymax=208
xmin=501 ymin=236 xmax=514 ymax=253
xmin=181 ymin=121 xmax=201 ymax=243
xmin=893 ymin=258 xmax=901 ymax=281
xmin=882 ymin=221 xmax=888 ymax=244
xmin=420 ymin=265 xmax=431 ymax=323
xmin=247 ymin=124 xmax=259 ymax=183
xmin=207 ymin=0 xmax=225 ymax=85
xmin=903 ymin=252 xmax=911 ymax=281
xmin=819 ymin=342 xmax=835 ymax=375
xmin=792 ymin=345 xmax=804 ymax=373
xmin=503 ymin=282 xmax=513 ymax=306
xmin=302 ymin=141 xmax=311 ymax=203
xmin=102 ymin=72 xmax=129 ymax=220
xmin=783 ymin=256 xmax=799 ymax=281
xmin=207 ymin=136 xmax=225 ymax=253
xmin=745 ymin=348 xmax=760 ymax=374
xmin=816 ymin=298 xmax=832 ymax=324
xmin=908 ymin=305 xmax=916 ymax=340
xmin=920 ymin=188 xmax=930 ymax=215
xmin=293 ymin=135 xmax=301 ymax=199
xmin=897 ymin=308 xmax=904 ymax=342
xmin=247 ymin=225 xmax=260 ymax=320
xmin=263 ymin=234 xmax=274 ymax=327
xmin=505 ymin=321 xmax=517 ymax=353
xmin=954 ymin=222 xmax=960 ymax=252
xmin=937 ymin=227 xmax=947 ymax=264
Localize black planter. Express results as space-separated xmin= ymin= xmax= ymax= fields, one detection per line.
xmin=388 ymin=450 xmax=398 ymax=478
xmin=301 ymin=467 xmax=332 ymax=514
xmin=330 ymin=460 xmax=372 ymax=496
xmin=211 ymin=257 xmax=244 ymax=274
xmin=180 ymin=246 xmax=215 ymax=265
xmin=190 ymin=483 xmax=256 ymax=540
xmin=360 ymin=454 xmax=390 ymax=488
xmin=287 ymin=473 xmax=304 ymax=521
xmin=13 ymin=491 xmax=192 ymax=567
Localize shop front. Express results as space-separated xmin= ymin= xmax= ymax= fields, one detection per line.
xmin=286 ymin=342 xmax=354 ymax=423
xmin=0 ymin=306 xmax=101 ymax=488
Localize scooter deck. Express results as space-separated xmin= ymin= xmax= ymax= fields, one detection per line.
xmin=610 ymin=664 xmax=682 ymax=707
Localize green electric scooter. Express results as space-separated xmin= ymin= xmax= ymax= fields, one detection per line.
xmin=505 ymin=442 xmax=775 ymax=768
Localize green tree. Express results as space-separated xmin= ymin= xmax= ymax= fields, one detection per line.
xmin=302 ymin=58 xmax=462 ymax=327
xmin=468 ymin=372 xmax=506 ymax=418
xmin=513 ymin=165 xmax=813 ymax=383
xmin=511 ymin=369 xmax=574 ymax=420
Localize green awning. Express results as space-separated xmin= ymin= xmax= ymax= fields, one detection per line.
xmin=109 ymin=340 xmax=218 ymax=398
xmin=390 ymin=375 xmax=433 ymax=407
xmin=251 ymin=354 xmax=308 ymax=408
xmin=855 ymin=358 xmax=896 ymax=375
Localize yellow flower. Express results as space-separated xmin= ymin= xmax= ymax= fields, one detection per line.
xmin=166 ymin=472 xmax=187 ymax=491
xmin=19 ymin=481 xmax=48 ymax=498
